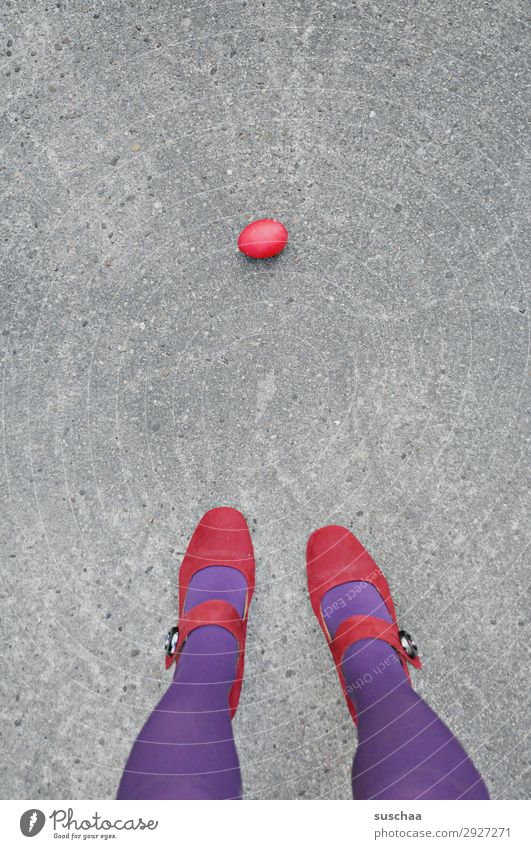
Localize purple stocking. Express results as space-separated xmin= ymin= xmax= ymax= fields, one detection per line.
xmin=322 ymin=581 xmax=489 ymax=799
xmin=117 ymin=566 xmax=247 ymax=800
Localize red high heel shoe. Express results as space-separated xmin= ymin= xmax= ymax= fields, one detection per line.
xmin=306 ymin=524 xmax=421 ymax=724
xmin=165 ymin=507 xmax=255 ymax=718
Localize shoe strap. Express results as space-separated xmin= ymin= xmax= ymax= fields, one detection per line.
xmin=330 ymin=614 xmax=422 ymax=670
xmin=167 ymin=599 xmax=245 ymax=667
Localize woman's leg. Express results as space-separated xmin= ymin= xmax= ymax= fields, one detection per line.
xmin=117 ymin=566 xmax=247 ymax=800
xmin=322 ymin=581 xmax=489 ymax=800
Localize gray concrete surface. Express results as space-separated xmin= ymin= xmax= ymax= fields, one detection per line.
xmin=0 ymin=0 xmax=529 ymax=800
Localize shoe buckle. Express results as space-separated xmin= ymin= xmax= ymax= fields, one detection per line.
xmin=164 ymin=625 xmax=179 ymax=657
xmin=398 ymin=629 xmax=418 ymax=659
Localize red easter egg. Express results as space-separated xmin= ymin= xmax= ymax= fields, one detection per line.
xmin=238 ymin=218 xmax=288 ymax=259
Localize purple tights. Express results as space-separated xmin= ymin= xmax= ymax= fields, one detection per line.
xmin=117 ymin=566 xmax=246 ymax=799
xmin=322 ymin=581 xmax=489 ymax=799
xmin=117 ymin=569 xmax=489 ymax=800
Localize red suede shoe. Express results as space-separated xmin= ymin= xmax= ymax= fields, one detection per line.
xmin=165 ymin=507 xmax=255 ymax=718
xmin=306 ymin=525 xmax=421 ymax=724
